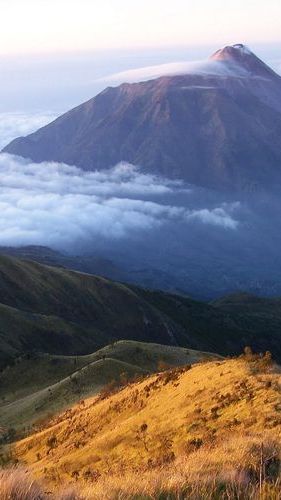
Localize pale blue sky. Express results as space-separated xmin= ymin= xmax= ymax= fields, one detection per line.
xmin=1 ymin=0 xmax=281 ymax=55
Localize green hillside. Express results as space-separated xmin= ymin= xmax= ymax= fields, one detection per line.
xmin=135 ymin=288 xmax=281 ymax=359
xmin=0 ymin=340 xmax=216 ymax=431
xmin=0 ymin=255 xmax=281 ymax=371
xmin=0 ymin=255 xmax=188 ymax=368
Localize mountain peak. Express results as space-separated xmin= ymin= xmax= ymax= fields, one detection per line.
xmin=210 ymin=43 xmax=276 ymax=78
xmin=211 ymin=44 xmax=253 ymax=62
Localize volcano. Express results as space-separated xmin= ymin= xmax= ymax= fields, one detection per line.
xmin=3 ymin=44 xmax=281 ymax=192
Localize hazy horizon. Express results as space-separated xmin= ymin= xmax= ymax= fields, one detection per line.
xmin=2 ymin=0 xmax=281 ymax=56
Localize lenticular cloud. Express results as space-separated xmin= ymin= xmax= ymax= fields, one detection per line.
xmin=0 ymin=153 xmax=238 ymax=249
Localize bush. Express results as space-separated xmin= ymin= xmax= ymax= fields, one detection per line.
xmin=46 ymin=435 xmax=58 ymax=454
xmin=99 ymin=379 xmax=120 ymax=400
xmin=157 ymin=360 xmax=172 ymax=372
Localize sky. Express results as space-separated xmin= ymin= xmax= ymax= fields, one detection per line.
xmin=1 ymin=0 xmax=281 ymax=55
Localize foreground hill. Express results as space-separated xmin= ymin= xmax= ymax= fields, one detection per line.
xmin=0 ymin=340 xmax=216 ymax=430
xmin=10 ymin=353 xmax=281 ymax=498
xmin=1 ymin=254 xmax=281 ymax=370
xmin=4 ymin=44 xmax=281 ymax=192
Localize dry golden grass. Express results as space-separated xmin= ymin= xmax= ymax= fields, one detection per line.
xmin=0 ymin=467 xmax=46 ymax=499
xmin=5 ymin=354 xmax=281 ymax=498
xmin=79 ymin=436 xmax=281 ymax=499
xmin=0 ymin=467 xmax=82 ymax=499
xmin=2 ymin=437 xmax=281 ymax=499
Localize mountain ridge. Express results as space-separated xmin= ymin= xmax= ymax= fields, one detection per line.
xmin=0 ymin=340 xmax=217 ymax=431
xmin=1 ymin=254 xmax=281 ymax=370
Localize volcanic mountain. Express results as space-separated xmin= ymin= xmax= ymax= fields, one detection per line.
xmin=3 ymin=44 xmax=281 ymax=191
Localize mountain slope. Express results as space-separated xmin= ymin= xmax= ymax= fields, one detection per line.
xmin=1 ymin=255 xmax=281 ymax=369
xmin=4 ymin=44 xmax=281 ymax=192
xmin=135 ymin=288 xmax=281 ymax=361
xmin=0 ymin=254 xmax=190 ymax=368
xmin=0 ymin=341 xmax=216 ymax=430
xmin=11 ymin=354 xmax=281 ymax=496
xmin=0 ymin=341 xmax=211 ymax=405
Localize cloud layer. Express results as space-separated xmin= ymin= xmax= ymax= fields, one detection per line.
xmin=0 ymin=154 xmax=239 ymax=249
xmin=0 ymin=111 xmax=57 ymax=150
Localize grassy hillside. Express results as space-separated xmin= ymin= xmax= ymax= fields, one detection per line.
xmin=1 ymin=254 xmax=281 ymax=372
xmin=0 ymin=358 xmax=146 ymax=431
xmin=136 ymin=288 xmax=281 ymax=359
xmin=0 ymin=341 xmax=216 ymax=431
xmin=0 ymin=254 xmax=193 ymax=369
xmin=9 ymin=353 xmax=281 ymax=498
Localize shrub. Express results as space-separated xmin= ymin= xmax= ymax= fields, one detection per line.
xmin=136 ymin=423 xmax=149 ymax=451
xmin=46 ymin=435 xmax=58 ymax=454
xmin=99 ymin=379 xmax=119 ymax=400
xmin=157 ymin=359 xmax=172 ymax=372
xmin=82 ymin=469 xmax=101 ymax=482
xmin=71 ymin=470 xmax=80 ymax=481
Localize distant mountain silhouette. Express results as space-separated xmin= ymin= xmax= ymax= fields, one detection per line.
xmin=4 ymin=44 xmax=281 ymax=192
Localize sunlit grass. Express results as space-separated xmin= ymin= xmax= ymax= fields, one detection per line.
xmin=2 ymin=353 xmax=280 ymax=499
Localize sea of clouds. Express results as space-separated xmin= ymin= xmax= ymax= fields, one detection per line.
xmin=0 ymin=152 xmax=239 ymax=250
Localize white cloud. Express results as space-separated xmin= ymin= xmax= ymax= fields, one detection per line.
xmin=0 ymin=154 xmax=238 ymax=249
xmin=188 ymin=207 xmax=239 ymax=229
xmin=99 ymin=58 xmax=253 ymax=85
xmin=0 ymin=111 xmax=57 ymax=150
